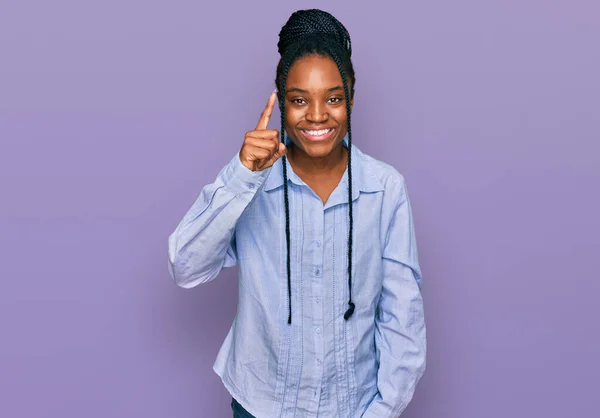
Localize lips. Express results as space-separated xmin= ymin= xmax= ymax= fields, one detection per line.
xmin=300 ymin=128 xmax=335 ymax=142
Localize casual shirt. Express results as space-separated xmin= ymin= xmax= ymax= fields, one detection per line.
xmin=168 ymin=137 xmax=426 ymax=417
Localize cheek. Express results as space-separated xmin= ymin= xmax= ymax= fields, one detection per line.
xmin=331 ymin=107 xmax=348 ymax=125
xmin=284 ymin=108 xmax=303 ymax=126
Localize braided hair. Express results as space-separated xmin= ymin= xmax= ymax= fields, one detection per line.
xmin=275 ymin=9 xmax=356 ymax=324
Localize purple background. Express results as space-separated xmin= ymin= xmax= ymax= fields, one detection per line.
xmin=1 ymin=1 xmax=599 ymax=417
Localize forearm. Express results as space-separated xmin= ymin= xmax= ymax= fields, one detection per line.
xmin=362 ymin=263 xmax=426 ymax=417
xmin=362 ymin=296 xmax=426 ymax=417
xmin=168 ymin=153 xmax=271 ymax=287
xmin=363 ymin=178 xmax=427 ymax=417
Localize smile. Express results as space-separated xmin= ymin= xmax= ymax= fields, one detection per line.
xmin=300 ymin=128 xmax=335 ymax=142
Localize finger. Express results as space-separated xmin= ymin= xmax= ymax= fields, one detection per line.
xmin=243 ymin=144 xmax=272 ymax=160
xmin=247 ymin=130 xmax=281 ymax=151
xmin=242 ymin=146 xmax=271 ymax=171
xmin=245 ymin=129 xmax=279 ymax=140
xmin=245 ymin=136 xmax=280 ymax=155
xmin=259 ymin=129 xmax=281 ymax=157
xmin=256 ymin=91 xmax=277 ymax=130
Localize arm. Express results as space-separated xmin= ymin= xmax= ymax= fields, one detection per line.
xmin=167 ymin=153 xmax=272 ymax=288
xmin=168 ymin=92 xmax=285 ymax=288
xmin=362 ymin=177 xmax=427 ymax=417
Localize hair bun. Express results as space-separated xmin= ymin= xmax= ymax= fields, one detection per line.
xmin=277 ymin=9 xmax=352 ymax=57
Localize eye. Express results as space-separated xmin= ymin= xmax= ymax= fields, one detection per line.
xmin=291 ymin=98 xmax=307 ymax=105
xmin=328 ymin=97 xmax=343 ymax=104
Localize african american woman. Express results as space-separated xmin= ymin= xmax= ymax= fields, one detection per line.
xmin=168 ymin=9 xmax=427 ymax=418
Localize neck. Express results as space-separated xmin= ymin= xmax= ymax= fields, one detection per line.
xmin=288 ymin=142 xmax=348 ymax=176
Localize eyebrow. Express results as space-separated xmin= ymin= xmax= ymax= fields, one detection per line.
xmin=286 ymin=86 xmax=344 ymax=94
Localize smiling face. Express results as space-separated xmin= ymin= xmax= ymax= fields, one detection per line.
xmin=283 ymin=54 xmax=354 ymax=159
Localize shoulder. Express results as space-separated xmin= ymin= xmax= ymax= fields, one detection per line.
xmin=353 ymin=145 xmax=408 ymax=204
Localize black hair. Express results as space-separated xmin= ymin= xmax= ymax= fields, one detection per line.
xmin=275 ymin=9 xmax=356 ymax=324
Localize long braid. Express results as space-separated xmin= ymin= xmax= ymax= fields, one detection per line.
xmin=281 ymin=136 xmax=292 ymax=324
xmin=279 ymin=43 xmax=302 ymax=325
xmin=345 ymin=108 xmax=355 ymax=319
xmin=328 ymin=49 xmax=355 ymax=320
xmin=324 ymin=46 xmax=355 ymax=320
xmin=275 ymin=9 xmax=357 ymax=324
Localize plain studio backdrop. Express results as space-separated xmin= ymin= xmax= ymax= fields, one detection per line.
xmin=1 ymin=1 xmax=599 ymax=417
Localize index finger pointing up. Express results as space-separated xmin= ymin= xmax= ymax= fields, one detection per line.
xmin=256 ymin=90 xmax=278 ymax=130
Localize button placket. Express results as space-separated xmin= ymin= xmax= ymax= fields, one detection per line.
xmin=312 ymin=207 xmax=325 ymax=405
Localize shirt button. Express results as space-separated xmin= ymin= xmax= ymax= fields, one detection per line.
xmin=316 ymin=327 xmax=321 ymax=334
xmin=248 ymin=183 xmax=255 ymax=190
xmin=315 ymin=297 xmax=320 ymax=303
xmin=315 ymin=240 xmax=321 ymax=248
xmin=316 ymin=359 xmax=321 ymax=366
xmin=314 ymin=268 xmax=320 ymax=276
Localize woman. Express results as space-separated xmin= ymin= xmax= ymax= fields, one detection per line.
xmin=168 ymin=9 xmax=426 ymax=418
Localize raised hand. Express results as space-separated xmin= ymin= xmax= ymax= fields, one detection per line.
xmin=239 ymin=91 xmax=287 ymax=171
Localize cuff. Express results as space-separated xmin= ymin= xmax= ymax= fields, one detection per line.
xmin=361 ymin=402 xmax=393 ymax=418
xmin=221 ymin=152 xmax=272 ymax=196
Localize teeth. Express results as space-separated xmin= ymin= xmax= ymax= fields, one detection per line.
xmin=305 ymin=129 xmax=332 ymax=136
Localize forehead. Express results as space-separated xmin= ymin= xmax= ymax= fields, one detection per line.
xmin=286 ymin=55 xmax=343 ymax=89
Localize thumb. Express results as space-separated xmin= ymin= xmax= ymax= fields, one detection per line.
xmin=277 ymin=142 xmax=287 ymax=157
xmin=256 ymin=143 xmax=287 ymax=171
xmin=265 ymin=143 xmax=287 ymax=168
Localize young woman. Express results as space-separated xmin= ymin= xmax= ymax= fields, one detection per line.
xmin=168 ymin=9 xmax=426 ymax=418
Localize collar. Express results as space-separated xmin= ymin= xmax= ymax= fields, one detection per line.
xmin=263 ymin=135 xmax=384 ymax=202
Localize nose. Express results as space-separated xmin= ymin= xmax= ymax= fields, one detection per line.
xmin=306 ymin=101 xmax=328 ymax=123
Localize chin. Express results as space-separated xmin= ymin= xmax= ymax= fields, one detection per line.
xmin=304 ymin=144 xmax=336 ymax=158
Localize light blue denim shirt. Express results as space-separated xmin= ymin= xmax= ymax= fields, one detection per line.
xmin=168 ymin=137 xmax=426 ymax=417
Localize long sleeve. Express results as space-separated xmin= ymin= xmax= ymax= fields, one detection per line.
xmin=167 ymin=152 xmax=272 ymax=288
xmin=362 ymin=177 xmax=427 ymax=418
